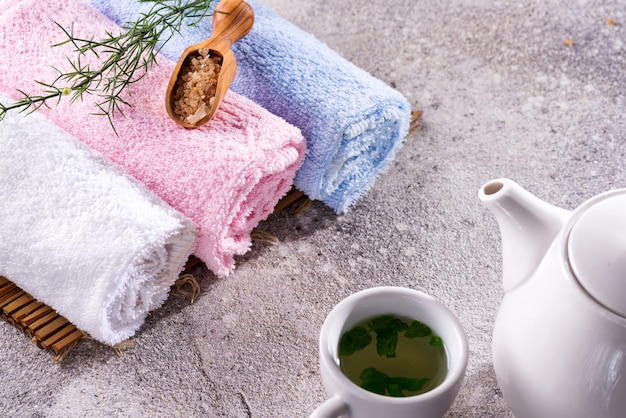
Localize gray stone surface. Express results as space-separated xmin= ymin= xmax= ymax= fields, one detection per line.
xmin=2 ymin=0 xmax=625 ymax=416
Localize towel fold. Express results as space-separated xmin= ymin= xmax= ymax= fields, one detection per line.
xmin=0 ymin=0 xmax=306 ymax=277
xmin=88 ymin=0 xmax=411 ymax=213
xmin=0 ymin=91 xmax=197 ymax=345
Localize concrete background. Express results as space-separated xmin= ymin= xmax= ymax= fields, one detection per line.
xmin=2 ymin=0 xmax=625 ymax=416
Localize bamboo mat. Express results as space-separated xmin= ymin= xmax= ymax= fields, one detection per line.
xmin=0 ymin=275 xmax=84 ymax=357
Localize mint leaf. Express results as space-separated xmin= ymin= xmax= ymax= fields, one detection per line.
xmin=369 ymin=315 xmax=407 ymax=357
xmin=360 ymin=368 xmax=430 ymax=397
xmin=392 ymin=376 xmax=429 ymax=392
xmin=375 ymin=327 xmax=399 ymax=357
xmin=369 ymin=315 xmax=408 ymax=332
xmin=359 ymin=367 xmax=389 ymax=395
xmin=339 ymin=326 xmax=372 ymax=356
xmin=405 ymin=320 xmax=432 ymax=338
xmin=429 ymin=335 xmax=443 ymax=347
xmin=387 ymin=382 xmax=404 ymax=397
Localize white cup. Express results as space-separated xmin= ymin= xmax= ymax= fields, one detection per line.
xmin=310 ymin=286 xmax=468 ymax=418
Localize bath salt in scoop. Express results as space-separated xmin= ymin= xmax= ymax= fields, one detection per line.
xmin=165 ymin=0 xmax=254 ymax=128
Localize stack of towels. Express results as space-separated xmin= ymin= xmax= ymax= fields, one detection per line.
xmin=0 ymin=0 xmax=305 ymax=344
xmin=0 ymin=0 xmax=411 ymax=344
xmin=0 ymin=0 xmax=306 ymax=279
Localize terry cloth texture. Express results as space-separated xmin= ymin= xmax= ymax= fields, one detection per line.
xmin=0 ymin=0 xmax=306 ymax=277
xmin=87 ymin=0 xmax=411 ymax=214
xmin=0 ymin=91 xmax=197 ymax=345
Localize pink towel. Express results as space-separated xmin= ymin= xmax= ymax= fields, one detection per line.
xmin=0 ymin=0 xmax=306 ymax=277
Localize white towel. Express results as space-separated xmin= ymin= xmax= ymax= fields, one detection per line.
xmin=0 ymin=92 xmax=198 ymax=345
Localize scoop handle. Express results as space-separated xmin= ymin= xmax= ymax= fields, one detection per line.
xmin=211 ymin=0 xmax=254 ymax=50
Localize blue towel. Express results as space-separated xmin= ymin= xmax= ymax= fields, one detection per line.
xmin=86 ymin=0 xmax=411 ymax=213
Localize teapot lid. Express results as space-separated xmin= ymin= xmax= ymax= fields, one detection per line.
xmin=568 ymin=192 xmax=626 ymax=317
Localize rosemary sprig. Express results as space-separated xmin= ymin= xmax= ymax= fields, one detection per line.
xmin=0 ymin=0 xmax=216 ymax=131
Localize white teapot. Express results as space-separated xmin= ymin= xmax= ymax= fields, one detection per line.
xmin=479 ymin=178 xmax=626 ymax=418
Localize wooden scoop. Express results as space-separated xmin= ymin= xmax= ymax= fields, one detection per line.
xmin=165 ymin=0 xmax=254 ymax=128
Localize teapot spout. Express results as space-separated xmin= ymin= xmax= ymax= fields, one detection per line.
xmin=479 ymin=179 xmax=571 ymax=292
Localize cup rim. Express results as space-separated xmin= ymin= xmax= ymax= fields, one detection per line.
xmin=319 ymin=286 xmax=469 ymax=404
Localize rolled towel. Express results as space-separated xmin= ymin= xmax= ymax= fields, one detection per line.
xmin=0 ymin=0 xmax=306 ymax=277
xmin=0 ymin=92 xmax=197 ymax=345
xmin=88 ymin=0 xmax=411 ymax=213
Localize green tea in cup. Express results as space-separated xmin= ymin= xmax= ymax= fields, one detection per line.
xmin=338 ymin=314 xmax=447 ymax=397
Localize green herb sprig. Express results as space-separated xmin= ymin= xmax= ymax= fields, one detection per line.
xmin=0 ymin=0 xmax=216 ymax=132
